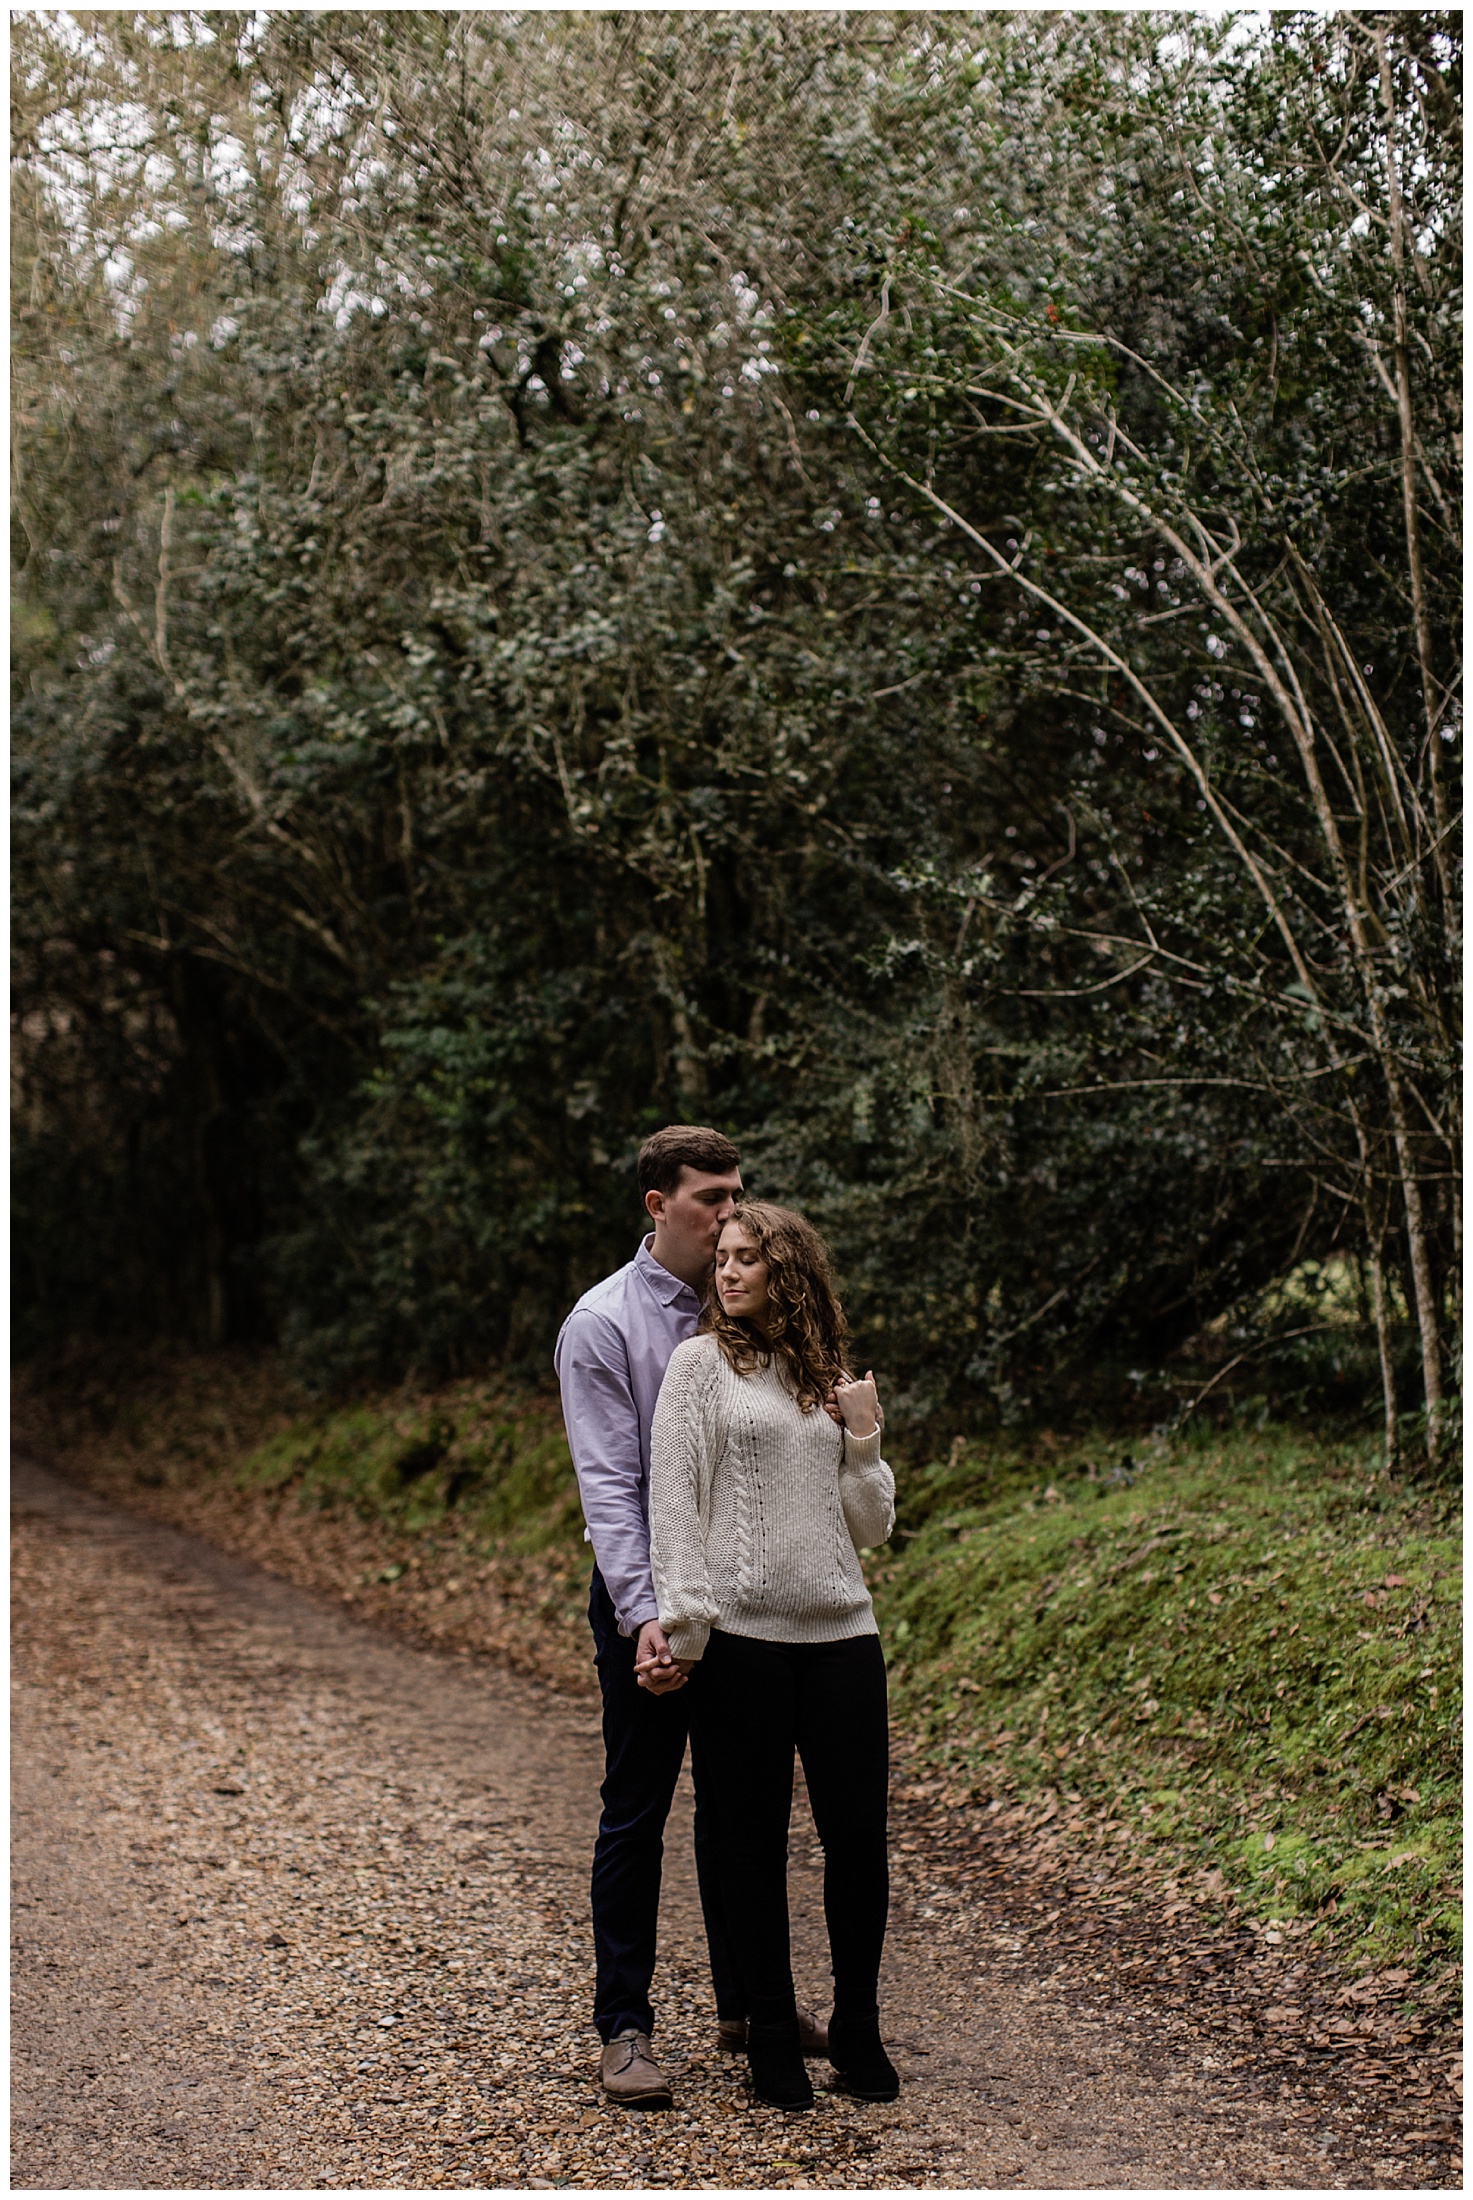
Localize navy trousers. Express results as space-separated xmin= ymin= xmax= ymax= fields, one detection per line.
xmin=587 ymin=1567 xmax=743 ymax=2041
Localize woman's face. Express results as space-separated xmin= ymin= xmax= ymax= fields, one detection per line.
xmin=715 ymin=1221 xmax=771 ymax=1327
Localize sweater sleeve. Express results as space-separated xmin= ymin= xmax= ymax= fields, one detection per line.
xmin=648 ymin=1340 xmax=721 ymax=1664
xmin=837 ymin=1425 xmax=895 ymax=1551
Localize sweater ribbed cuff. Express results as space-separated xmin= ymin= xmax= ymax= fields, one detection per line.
xmin=664 ymin=1616 xmax=711 ymax=1663
xmin=842 ymin=1424 xmax=883 ymax=1464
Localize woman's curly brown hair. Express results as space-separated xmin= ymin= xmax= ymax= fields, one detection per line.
xmin=700 ymin=1200 xmax=850 ymax=1412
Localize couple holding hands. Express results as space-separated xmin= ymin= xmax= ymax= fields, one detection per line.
xmin=555 ymin=1125 xmax=899 ymax=2114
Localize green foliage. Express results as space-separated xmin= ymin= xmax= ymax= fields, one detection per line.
xmin=11 ymin=12 xmax=1459 ymax=1430
xmin=875 ymin=1426 xmax=1461 ymax=1971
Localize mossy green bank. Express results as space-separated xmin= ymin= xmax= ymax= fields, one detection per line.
xmin=238 ymin=1391 xmax=584 ymax=1561
xmin=876 ymin=1425 xmax=1460 ymax=1978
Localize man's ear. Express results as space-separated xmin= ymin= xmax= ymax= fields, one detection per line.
xmin=645 ymin=1188 xmax=666 ymax=1223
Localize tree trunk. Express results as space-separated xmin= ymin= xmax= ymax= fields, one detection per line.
xmin=1362 ymin=1223 xmax=1398 ymax=1473
xmin=1373 ymin=24 xmax=1453 ymax=896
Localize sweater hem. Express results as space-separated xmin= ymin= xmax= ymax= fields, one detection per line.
xmin=709 ymin=1608 xmax=879 ymax=1647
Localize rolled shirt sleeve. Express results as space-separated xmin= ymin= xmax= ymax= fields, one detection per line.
xmin=555 ymin=1309 xmax=661 ymax=1638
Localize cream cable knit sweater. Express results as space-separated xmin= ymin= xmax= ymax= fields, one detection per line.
xmin=648 ymin=1334 xmax=895 ymax=1663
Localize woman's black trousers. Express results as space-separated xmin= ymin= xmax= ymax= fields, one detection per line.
xmin=687 ymin=1628 xmax=889 ymax=2030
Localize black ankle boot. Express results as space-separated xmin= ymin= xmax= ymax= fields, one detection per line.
xmin=747 ymin=2018 xmax=815 ymax=2111
xmin=828 ymin=2012 xmax=900 ymax=2102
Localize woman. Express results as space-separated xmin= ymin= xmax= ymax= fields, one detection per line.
xmin=648 ymin=1200 xmax=898 ymax=2112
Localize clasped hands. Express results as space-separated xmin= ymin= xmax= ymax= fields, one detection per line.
xmin=633 ymin=1619 xmax=692 ymax=1694
xmin=634 ymin=1370 xmax=882 ymax=1695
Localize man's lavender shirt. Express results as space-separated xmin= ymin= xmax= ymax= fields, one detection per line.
xmin=554 ymin=1235 xmax=702 ymax=1638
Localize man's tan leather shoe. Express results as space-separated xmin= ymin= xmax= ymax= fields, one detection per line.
xmin=716 ymin=2005 xmax=830 ymax=2058
xmin=600 ymin=2029 xmax=673 ymax=2108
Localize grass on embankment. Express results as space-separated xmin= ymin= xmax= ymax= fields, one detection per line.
xmin=240 ymin=1390 xmax=584 ymax=1565
xmin=15 ymin=1353 xmax=1460 ymax=1985
xmin=875 ymin=1425 xmax=1461 ymax=1981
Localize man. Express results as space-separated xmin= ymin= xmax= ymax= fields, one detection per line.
xmin=555 ymin=1124 xmax=827 ymax=2106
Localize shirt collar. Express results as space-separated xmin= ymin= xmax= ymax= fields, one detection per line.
xmin=636 ymin=1233 xmax=702 ymax=1308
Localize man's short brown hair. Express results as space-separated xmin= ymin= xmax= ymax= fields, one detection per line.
xmin=637 ymin=1125 xmax=741 ymax=1199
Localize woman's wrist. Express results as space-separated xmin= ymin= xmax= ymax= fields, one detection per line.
xmin=833 ymin=1372 xmax=882 ymax=1443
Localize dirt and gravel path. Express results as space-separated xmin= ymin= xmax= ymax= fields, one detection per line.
xmin=11 ymin=1455 xmax=1446 ymax=2189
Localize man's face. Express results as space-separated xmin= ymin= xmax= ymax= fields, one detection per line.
xmin=646 ymin=1166 xmax=744 ymax=1266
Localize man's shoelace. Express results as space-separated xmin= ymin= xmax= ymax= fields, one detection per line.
xmin=610 ymin=2035 xmax=654 ymax=2075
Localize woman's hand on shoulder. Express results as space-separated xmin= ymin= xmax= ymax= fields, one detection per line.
xmin=831 ymin=1369 xmax=880 ymax=1438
